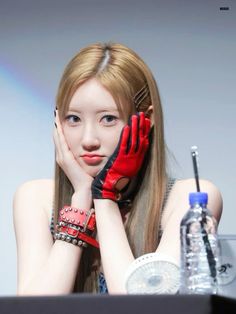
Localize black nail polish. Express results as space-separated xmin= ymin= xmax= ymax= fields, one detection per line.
xmin=54 ymin=110 xmax=56 ymax=117
xmin=54 ymin=122 xmax=57 ymax=128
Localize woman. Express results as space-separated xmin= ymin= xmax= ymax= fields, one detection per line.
xmin=13 ymin=42 xmax=223 ymax=295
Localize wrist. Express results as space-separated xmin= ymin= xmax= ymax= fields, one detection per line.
xmin=55 ymin=206 xmax=99 ymax=249
xmin=71 ymin=189 xmax=92 ymax=208
xmin=73 ymin=182 xmax=92 ymax=194
xmin=94 ymin=198 xmax=119 ymax=210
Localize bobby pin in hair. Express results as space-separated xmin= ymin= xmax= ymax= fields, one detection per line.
xmin=133 ymin=84 xmax=149 ymax=110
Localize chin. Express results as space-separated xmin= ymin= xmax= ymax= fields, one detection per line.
xmin=78 ymin=157 xmax=108 ymax=178
xmin=85 ymin=166 xmax=102 ymax=178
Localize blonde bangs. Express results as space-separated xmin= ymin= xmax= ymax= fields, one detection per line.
xmin=97 ymin=70 xmax=134 ymax=120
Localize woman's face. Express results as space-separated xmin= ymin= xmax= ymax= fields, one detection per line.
xmin=62 ymin=78 xmax=127 ymax=177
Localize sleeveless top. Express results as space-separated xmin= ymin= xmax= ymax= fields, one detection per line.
xmin=50 ymin=178 xmax=176 ymax=293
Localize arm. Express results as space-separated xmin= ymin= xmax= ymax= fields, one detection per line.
xmin=13 ymin=180 xmax=91 ymax=295
xmin=92 ymin=113 xmax=150 ymax=293
xmin=157 ymin=178 xmax=223 ymax=264
xmin=14 ymin=111 xmax=94 ymax=295
xmin=94 ymin=179 xmax=222 ymax=294
xmin=94 ymin=199 xmax=134 ymax=294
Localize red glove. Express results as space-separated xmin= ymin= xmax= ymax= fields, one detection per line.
xmin=92 ymin=112 xmax=151 ymax=201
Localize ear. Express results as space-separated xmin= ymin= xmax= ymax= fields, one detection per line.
xmin=145 ymin=105 xmax=154 ymax=125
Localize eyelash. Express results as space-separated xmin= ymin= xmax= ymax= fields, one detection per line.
xmin=101 ymin=115 xmax=118 ymax=125
xmin=64 ymin=114 xmax=119 ymax=126
xmin=65 ymin=115 xmax=80 ymax=125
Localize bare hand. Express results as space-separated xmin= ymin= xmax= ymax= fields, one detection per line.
xmin=53 ymin=109 xmax=93 ymax=192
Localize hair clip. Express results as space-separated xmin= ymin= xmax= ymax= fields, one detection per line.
xmin=133 ymin=84 xmax=149 ymax=110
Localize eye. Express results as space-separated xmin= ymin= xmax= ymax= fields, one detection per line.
xmin=101 ymin=115 xmax=118 ymax=126
xmin=65 ymin=114 xmax=80 ymax=126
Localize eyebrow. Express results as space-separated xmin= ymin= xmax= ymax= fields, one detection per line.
xmin=96 ymin=109 xmax=119 ymax=113
xmin=68 ymin=107 xmax=119 ymax=113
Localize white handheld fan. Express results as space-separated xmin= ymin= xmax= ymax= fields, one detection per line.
xmin=125 ymin=253 xmax=180 ymax=294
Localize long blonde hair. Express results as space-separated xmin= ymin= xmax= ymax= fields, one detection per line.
xmin=54 ymin=42 xmax=167 ymax=291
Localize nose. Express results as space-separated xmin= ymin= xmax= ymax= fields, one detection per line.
xmin=80 ymin=123 xmax=100 ymax=151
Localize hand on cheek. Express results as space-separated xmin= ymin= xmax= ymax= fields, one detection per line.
xmin=92 ymin=112 xmax=151 ymax=201
xmin=53 ymin=109 xmax=93 ymax=192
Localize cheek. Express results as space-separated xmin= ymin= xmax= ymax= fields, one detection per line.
xmin=103 ymin=125 xmax=124 ymax=154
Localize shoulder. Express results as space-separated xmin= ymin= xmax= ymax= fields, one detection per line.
xmin=14 ymin=179 xmax=54 ymax=204
xmin=162 ymin=178 xmax=223 ymax=228
xmin=174 ymin=178 xmax=223 ymax=219
xmin=174 ymin=178 xmax=222 ymax=201
xmin=13 ymin=179 xmax=54 ymax=223
xmin=14 ymin=178 xmax=54 ymax=195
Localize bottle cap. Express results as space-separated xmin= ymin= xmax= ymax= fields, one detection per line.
xmin=189 ymin=192 xmax=208 ymax=205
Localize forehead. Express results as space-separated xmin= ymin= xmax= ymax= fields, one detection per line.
xmin=69 ymin=78 xmax=118 ymax=112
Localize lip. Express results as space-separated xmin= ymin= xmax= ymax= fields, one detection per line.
xmin=81 ymin=154 xmax=104 ymax=166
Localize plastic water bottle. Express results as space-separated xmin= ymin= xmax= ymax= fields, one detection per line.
xmin=180 ymin=192 xmax=219 ymax=294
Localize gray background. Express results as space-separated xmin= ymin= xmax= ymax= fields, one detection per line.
xmin=0 ymin=0 xmax=235 ymax=295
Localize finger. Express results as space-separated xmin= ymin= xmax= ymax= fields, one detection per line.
xmin=54 ymin=109 xmax=71 ymax=159
xmin=139 ymin=112 xmax=145 ymax=138
xmin=53 ymin=126 xmax=63 ymax=164
xmin=55 ymin=108 xmax=63 ymax=133
xmin=54 ymin=124 xmax=78 ymax=174
xmin=120 ymin=125 xmax=130 ymax=154
xmin=137 ymin=115 xmax=151 ymax=154
xmin=130 ymin=114 xmax=138 ymax=153
xmin=53 ymin=110 xmax=64 ymax=157
xmin=144 ymin=117 xmax=151 ymax=137
xmin=125 ymin=115 xmax=132 ymax=152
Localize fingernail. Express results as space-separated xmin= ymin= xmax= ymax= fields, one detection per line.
xmin=54 ymin=122 xmax=57 ymax=128
xmin=54 ymin=110 xmax=56 ymax=117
